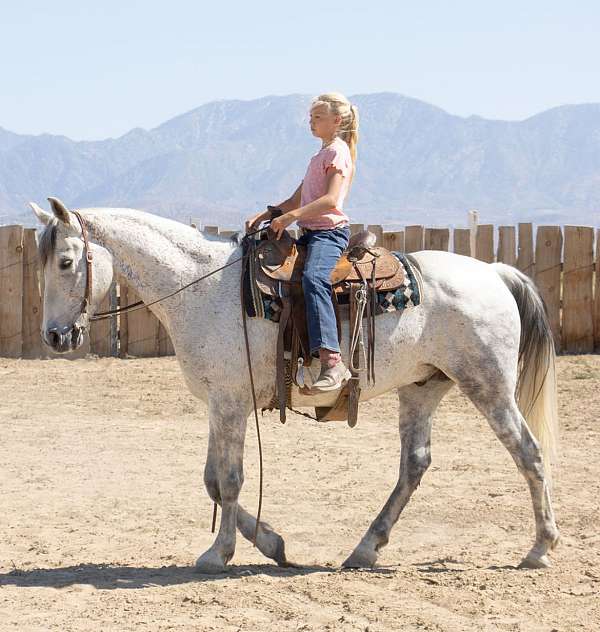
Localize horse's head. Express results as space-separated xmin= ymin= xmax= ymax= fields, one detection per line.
xmin=30 ymin=198 xmax=114 ymax=353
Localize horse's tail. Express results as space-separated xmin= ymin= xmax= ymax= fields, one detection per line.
xmin=491 ymin=262 xmax=559 ymax=474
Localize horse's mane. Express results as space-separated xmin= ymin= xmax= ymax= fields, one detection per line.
xmin=38 ymin=218 xmax=59 ymax=265
xmin=37 ymin=208 xmax=241 ymax=266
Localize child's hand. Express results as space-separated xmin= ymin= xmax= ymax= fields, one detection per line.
xmin=271 ymin=213 xmax=295 ymax=240
xmin=245 ymin=210 xmax=269 ymax=233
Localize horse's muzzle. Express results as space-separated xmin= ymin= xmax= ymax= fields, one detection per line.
xmin=43 ymin=324 xmax=85 ymax=353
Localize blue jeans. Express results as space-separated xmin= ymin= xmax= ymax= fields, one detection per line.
xmin=297 ymin=226 xmax=350 ymax=356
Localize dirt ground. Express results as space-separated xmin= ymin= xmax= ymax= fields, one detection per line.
xmin=0 ymin=355 xmax=598 ymax=632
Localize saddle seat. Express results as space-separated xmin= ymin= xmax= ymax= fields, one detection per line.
xmin=255 ymin=229 xmax=405 ymax=296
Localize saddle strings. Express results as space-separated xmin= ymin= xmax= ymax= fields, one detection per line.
xmin=353 ymin=263 xmax=377 ymax=387
xmin=349 ymin=281 xmax=369 ymax=374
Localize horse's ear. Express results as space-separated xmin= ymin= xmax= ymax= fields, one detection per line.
xmin=47 ymin=197 xmax=71 ymax=225
xmin=29 ymin=202 xmax=53 ymax=225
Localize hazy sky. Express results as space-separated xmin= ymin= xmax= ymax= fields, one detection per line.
xmin=2 ymin=1 xmax=599 ymax=140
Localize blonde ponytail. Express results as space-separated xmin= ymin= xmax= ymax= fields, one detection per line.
xmin=311 ymin=92 xmax=359 ymax=176
xmin=346 ymin=104 xmax=359 ymax=167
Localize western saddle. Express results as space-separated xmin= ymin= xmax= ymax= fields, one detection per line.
xmin=250 ymin=227 xmax=406 ymax=426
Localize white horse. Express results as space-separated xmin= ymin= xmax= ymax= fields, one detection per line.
xmin=31 ymin=198 xmax=560 ymax=573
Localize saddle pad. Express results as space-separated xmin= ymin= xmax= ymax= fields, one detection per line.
xmin=244 ymin=250 xmax=423 ymax=322
xmin=376 ymin=253 xmax=422 ymax=312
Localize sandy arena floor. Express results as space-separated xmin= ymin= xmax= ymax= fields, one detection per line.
xmin=0 ymin=355 xmax=599 ymax=631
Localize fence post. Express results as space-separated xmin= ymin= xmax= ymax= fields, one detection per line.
xmin=475 ymin=225 xmax=494 ymax=262
xmin=562 ymin=226 xmax=594 ymax=353
xmin=453 ymin=228 xmax=471 ymax=256
xmin=497 ymin=226 xmax=517 ymax=266
xmin=404 ymin=225 xmax=424 ymax=253
xmin=535 ymin=226 xmax=563 ymax=350
xmin=424 ymin=228 xmax=450 ymax=251
xmin=517 ymin=223 xmax=534 ymax=278
xmin=21 ymin=228 xmax=45 ymax=358
xmin=383 ymin=231 xmax=404 ymax=253
xmin=0 ymin=225 xmax=24 ymax=357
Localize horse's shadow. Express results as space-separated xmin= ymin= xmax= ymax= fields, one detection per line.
xmin=0 ymin=562 xmax=335 ymax=590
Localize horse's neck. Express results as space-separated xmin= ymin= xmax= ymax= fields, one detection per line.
xmin=82 ymin=208 xmax=231 ymax=305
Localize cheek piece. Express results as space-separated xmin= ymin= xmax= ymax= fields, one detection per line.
xmin=71 ymin=210 xmax=93 ymax=330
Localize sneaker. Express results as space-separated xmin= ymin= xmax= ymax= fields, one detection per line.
xmin=309 ymin=361 xmax=352 ymax=393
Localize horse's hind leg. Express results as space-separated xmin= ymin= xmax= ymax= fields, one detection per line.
xmin=343 ymin=373 xmax=454 ymax=568
xmin=459 ymin=379 xmax=559 ymax=568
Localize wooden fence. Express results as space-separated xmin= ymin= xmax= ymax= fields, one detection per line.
xmin=1 ymin=222 xmax=599 ymax=358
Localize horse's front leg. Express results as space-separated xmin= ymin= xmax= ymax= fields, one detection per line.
xmin=195 ymin=394 xmax=247 ymax=573
xmin=202 ymin=419 xmax=289 ymax=567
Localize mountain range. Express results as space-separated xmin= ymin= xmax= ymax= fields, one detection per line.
xmin=1 ymin=93 xmax=599 ymax=229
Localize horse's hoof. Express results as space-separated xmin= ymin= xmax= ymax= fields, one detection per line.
xmin=342 ymin=548 xmax=376 ymax=569
xmin=194 ymin=550 xmax=228 ymax=574
xmin=518 ymin=554 xmax=551 ymax=570
xmin=272 ymin=534 xmax=288 ymax=566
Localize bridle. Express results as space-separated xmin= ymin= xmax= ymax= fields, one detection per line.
xmin=72 ymin=211 xmax=94 ymax=326
xmin=72 ymin=211 xmax=94 ymax=320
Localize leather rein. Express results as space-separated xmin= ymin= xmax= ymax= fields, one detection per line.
xmin=71 ymin=211 xmax=249 ymax=323
xmin=70 ymin=212 xmax=264 ymax=546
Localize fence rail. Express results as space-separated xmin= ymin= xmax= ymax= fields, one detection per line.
xmin=1 ymin=222 xmax=599 ymax=358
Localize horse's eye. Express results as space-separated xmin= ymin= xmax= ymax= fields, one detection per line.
xmin=59 ymin=258 xmax=73 ymax=270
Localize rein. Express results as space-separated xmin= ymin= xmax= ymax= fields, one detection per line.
xmin=90 ymin=256 xmax=244 ymax=321
xmin=72 ymin=212 xmax=265 ymax=547
xmin=83 ymin=225 xmax=264 ymax=322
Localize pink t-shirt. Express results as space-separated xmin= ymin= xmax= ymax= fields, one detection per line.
xmin=297 ymin=137 xmax=352 ymax=230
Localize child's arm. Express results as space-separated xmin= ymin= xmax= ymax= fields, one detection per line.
xmin=271 ymin=171 xmax=343 ymax=238
xmin=276 ymin=182 xmax=303 ymax=212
